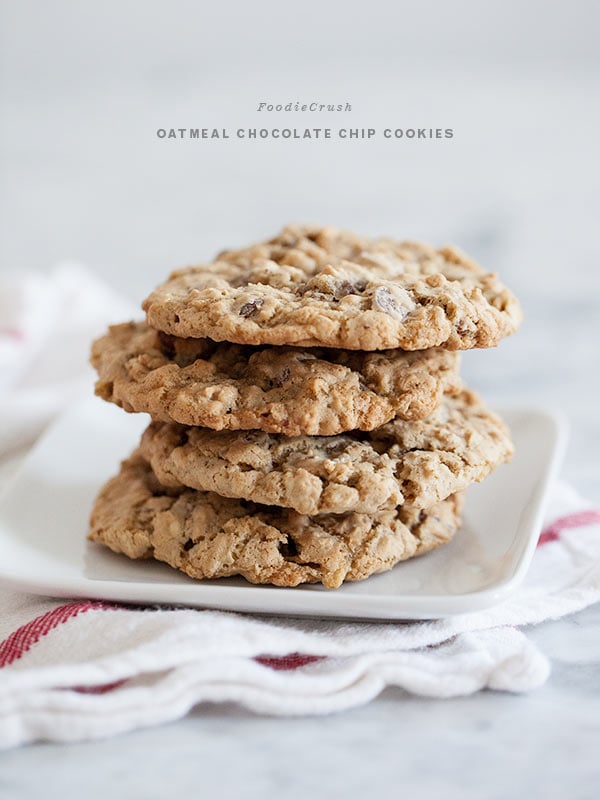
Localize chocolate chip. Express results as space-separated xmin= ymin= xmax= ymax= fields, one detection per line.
xmin=373 ymin=287 xmax=395 ymax=313
xmin=271 ymin=367 xmax=291 ymax=388
xmin=183 ymin=538 xmax=195 ymax=551
xmin=325 ymin=440 xmax=349 ymax=457
xmin=373 ymin=286 xmax=409 ymax=320
xmin=335 ymin=279 xmax=366 ymax=299
xmin=239 ymin=298 xmax=264 ymax=317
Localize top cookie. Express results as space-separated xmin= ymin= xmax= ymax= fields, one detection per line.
xmin=142 ymin=224 xmax=522 ymax=351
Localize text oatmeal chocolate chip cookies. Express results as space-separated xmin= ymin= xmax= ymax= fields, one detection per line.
xmin=142 ymin=224 xmax=522 ymax=351
xmin=88 ymin=222 xmax=520 ymax=588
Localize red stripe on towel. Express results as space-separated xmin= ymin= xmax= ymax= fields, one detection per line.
xmin=0 ymin=327 xmax=25 ymax=341
xmin=538 ymin=510 xmax=600 ymax=546
xmin=255 ymin=653 xmax=324 ymax=671
xmin=0 ymin=601 xmax=113 ymax=668
xmin=71 ymin=680 xmax=127 ymax=694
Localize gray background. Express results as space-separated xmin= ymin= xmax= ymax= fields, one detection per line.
xmin=2 ymin=1 xmax=599 ymax=497
xmin=1 ymin=2 xmax=599 ymax=796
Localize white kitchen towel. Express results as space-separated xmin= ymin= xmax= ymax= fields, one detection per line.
xmin=0 ymin=494 xmax=599 ymax=749
xmin=0 ymin=264 xmax=136 ymax=455
xmin=1 ymin=267 xmax=599 ymax=749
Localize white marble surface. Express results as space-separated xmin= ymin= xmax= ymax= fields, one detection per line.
xmin=1 ymin=1 xmax=599 ymax=796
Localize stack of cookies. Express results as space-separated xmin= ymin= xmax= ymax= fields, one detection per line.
xmin=88 ymin=225 xmax=521 ymax=589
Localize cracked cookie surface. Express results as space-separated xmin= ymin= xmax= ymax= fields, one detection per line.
xmin=88 ymin=453 xmax=463 ymax=589
xmin=91 ymin=322 xmax=461 ymax=435
xmin=142 ymin=224 xmax=522 ymax=351
xmin=139 ymin=389 xmax=512 ymax=515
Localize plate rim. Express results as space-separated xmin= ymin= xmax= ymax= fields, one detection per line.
xmin=0 ymin=403 xmax=568 ymax=620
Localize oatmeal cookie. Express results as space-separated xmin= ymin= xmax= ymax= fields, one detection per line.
xmin=142 ymin=224 xmax=522 ymax=350
xmin=91 ymin=322 xmax=461 ymax=435
xmin=139 ymin=389 xmax=512 ymax=515
xmin=88 ymin=453 xmax=463 ymax=589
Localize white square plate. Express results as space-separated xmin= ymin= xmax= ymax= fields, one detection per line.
xmin=0 ymin=398 xmax=565 ymax=620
